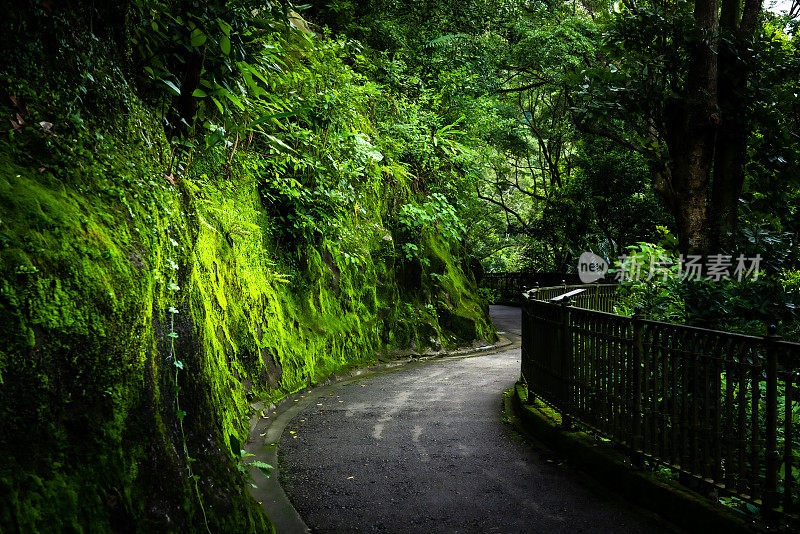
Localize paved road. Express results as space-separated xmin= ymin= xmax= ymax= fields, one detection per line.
xmin=279 ymin=306 xmax=671 ymax=533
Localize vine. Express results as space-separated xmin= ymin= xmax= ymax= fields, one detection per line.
xmin=164 ymin=226 xmax=212 ymax=534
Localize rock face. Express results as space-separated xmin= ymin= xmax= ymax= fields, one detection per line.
xmin=0 ymin=6 xmax=492 ymax=533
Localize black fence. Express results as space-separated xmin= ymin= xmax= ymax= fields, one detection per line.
xmin=481 ymin=272 xmax=583 ymax=305
xmin=521 ymin=285 xmax=800 ymax=523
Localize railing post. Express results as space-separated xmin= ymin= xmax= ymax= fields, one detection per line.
xmin=521 ymin=297 xmax=533 ymax=405
xmin=764 ymin=324 xmax=780 ymax=517
xmin=561 ymin=296 xmax=573 ymax=429
xmin=631 ymin=307 xmax=644 ymax=467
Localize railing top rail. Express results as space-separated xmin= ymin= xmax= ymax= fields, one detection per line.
xmin=526 ymin=283 xmax=800 ymax=349
xmin=639 ymin=317 xmax=769 ymax=343
xmin=524 ymin=283 xmax=617 ymax=293
xmin=563 ymin=305 xmax=634 ymax=320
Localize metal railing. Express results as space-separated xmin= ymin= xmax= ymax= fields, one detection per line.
xmin=481 ymin=272 xmax=582 ymax=304
xmin=526 ymin=283 xmax=618 ymax=313
xmin=521 ymin=285 xmax=800 ymax=522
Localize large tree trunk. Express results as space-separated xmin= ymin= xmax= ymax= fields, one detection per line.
xmin=709 ymin=55 xmax=748 ymax=251
xmin=660 ymin=0 xmax=720 ymax=253
xmin=708 ymin=0 xmax=762 ymax=250
xmin=657 ymin=0 xmax=762 ymax=253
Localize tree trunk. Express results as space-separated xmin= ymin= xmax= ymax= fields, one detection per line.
xmin=709 ymin=53 xmax=748 ymax=251
xmin=708 ymin=0 xmax=762 ymax=250
xmin=660 ymin=0 xmax=720 ymax=253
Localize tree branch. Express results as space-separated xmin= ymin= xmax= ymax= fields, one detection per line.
xmin=476 ymin=187 xmax=530 ymax=233
xmin=575 ymin=121 xmax=653 ymax=157
xmin=479 ymin=243 xmax=521 ymax=260
xmin=494 ymin=81 xmax=548 ymax=94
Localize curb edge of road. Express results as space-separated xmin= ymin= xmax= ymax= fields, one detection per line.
xmin=244 ymin=333 xmax=520 ymax=534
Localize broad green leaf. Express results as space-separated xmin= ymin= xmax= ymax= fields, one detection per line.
xmin=192 ymin=88 xmax=208 ymax=98
xmin=265 ymin=134 xmax=293 ymax=152
xmin=220 ymin=35 xmax=231 ymax=55
xmin=217 ymin=18 xmax=232 ymax=36
xmin=250 ymin=110 xmax=295 ymax=128
xmin=190 ymin=28 xmax=207 ymax=47
xmin=211 ymin=97 xmax=224 ymax=115
xmin=223 ymin=91 xmax=245 ymax=110
xmin=162 ymin=79 xmax=181 ymax=95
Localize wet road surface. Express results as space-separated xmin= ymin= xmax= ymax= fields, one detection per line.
xmin=279 ymin=306 xmax=673 ymax=533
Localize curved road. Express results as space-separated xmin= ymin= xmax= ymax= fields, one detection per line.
xmin=278 ymin=306 xmax=673 ymax=533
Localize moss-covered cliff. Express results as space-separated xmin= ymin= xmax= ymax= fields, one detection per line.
xmin=0 ymin=3 xmax=492 ymax=532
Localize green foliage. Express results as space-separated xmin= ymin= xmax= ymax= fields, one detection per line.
xmin=129 ymin=0 xmax=293 ymax=141
xmin=0 ymin=2 xmax=494 ymax=532
xmin=613 ymin=233 xmax=800 ymax=339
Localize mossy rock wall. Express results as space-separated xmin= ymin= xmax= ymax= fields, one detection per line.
xmin=0 ymin=43 xmax=493 ymax=534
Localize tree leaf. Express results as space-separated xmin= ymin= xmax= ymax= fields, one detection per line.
xmin=162 ymin=79 xmax=181 ymax=95
xmin=223 ymin=90 xmax=245 ymax=110
xmin=217 ymin=18 xmax=232 ymax=36
xmin=220 ymin=35 xmax=231 ymax=55
xmin=190 ymin=28 xmax=207 ymax=47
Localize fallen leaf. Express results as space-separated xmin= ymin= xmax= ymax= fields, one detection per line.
xmin=165 ymin=173 xmax=177 ymax=185
xmin=38 ymin=121 xmax=53 ymax=132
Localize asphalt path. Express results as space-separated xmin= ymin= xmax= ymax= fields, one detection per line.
xmin=278 ymin=306 xmax=673 ymax=533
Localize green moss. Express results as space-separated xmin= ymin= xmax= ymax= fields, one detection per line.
xmin=0 ymin=10 xmax=493 ymax=534
xmin=0 ymin=109 xmax=493 ymax=531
